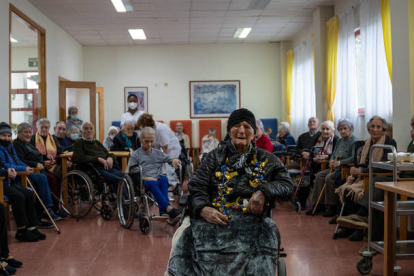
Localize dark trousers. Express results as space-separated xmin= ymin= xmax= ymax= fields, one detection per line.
xmin=96 ymin=168 xmax=124 ymax=193
xmin=0 ymin=203 xmax=9 ymax=258
xmin=46 ymin=171 xmax=62 ymax=212
xmin=4 ymin=182 xmax=38 ymax=228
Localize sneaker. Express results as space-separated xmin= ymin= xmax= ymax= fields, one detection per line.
xmin=359 ymin=242 xmax=369 ymax=256
xmin=48 ymin=209 xmax=62 ymax=221
xmin=0 ymin=262 xmax=16 ymax=275
xmin=56 ymin=210 xmax=68 ymax=218
xmin=329 ymin=216 xmax=338 ymax=224
xmin=336 ymin=214 xmax=368 ymax=229
xmin=1 ymin=256 xmax=23 ymax=268
xmin=15 ymin=229 xmax=39 ymax=242
xmin=29 ymin=228 xmax=46 ymax=240
xmin=37 ymin=221 xmax=54 ymax=229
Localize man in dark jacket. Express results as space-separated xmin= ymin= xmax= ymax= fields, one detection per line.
xmin=167 ymin=109 xmax=293 ymax=276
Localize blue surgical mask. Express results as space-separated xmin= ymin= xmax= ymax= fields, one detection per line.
xmin=71 ymin=115 xmax=78 ymax=120
xmin=71 ymin=134 xmax=79 ymax=140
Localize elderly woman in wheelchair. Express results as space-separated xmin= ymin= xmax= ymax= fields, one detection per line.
xmin=166 ymin=109 xmax=293 ymax=276
xmin=117 ymin=127 xmax=181 ymax=234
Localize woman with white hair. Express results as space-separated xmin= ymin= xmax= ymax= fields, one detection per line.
xmin=103 ymin=126 xmax=119 ymax=150
xmin=111 ymin=121 xmax=140 ymax=152
xmin=255 ymin=119 xmax=273 ymax=153
xmin=306 ymin=119 xmax=357 ymax=216
xmin=276 ymin=122 xmax=296 ymax=147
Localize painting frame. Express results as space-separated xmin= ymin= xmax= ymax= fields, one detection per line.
xmin=124 ymin=87 xmax=148 ymax=113
xmin=189 ymin=80 xmax=241 ymax=118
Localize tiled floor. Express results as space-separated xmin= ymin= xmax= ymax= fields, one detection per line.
xmin=7 ymin=202 xmax=414 ymax=276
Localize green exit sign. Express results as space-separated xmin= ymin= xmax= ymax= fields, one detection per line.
xmin=28 ymin=58 xmax=38 ymax=67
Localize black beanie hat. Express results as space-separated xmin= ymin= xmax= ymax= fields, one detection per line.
xmin=227 ymin=108 xmax=256 ymax=133
xmin=0 ymin=122 xmax=12 ymax=135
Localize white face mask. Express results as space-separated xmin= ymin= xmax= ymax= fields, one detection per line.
xmin=128 ymin=102 xmax=138 ymax=110
xmin=109 ymin=135 xmax=115 ymax=140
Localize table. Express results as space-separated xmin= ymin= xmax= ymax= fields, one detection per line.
xmin=375 ymin=181 xmax=414 ymax=276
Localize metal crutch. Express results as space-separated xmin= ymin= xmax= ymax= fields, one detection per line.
xmin=26 ymin=178 xmax=60 ymax=234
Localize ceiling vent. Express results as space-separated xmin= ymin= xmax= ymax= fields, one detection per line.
xmin=248 ymin=0 xmax=271 ymax=10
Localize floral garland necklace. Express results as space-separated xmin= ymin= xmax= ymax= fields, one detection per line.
xmin=213 ymin=154 xmax=268 ymax=219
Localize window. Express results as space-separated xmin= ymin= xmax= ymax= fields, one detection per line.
xmin=354 ymin=29 xmax=364 ymax=115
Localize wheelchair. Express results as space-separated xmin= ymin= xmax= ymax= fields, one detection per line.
xmin=61 ymin=162 xmax=118 ymax=221
xmin=117 ymin=164 xmax=182 ymax=235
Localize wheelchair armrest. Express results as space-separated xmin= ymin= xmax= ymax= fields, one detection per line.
xmin=179 ymin=194 xmax=190 ymax=207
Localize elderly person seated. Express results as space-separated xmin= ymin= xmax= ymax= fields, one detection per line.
xmin=128 ymin=127 xmax=181 ymax=224
xmin=66 ymin=106 xmax=83 ymax=134
xmin=167 ymin=109 xmax=293 ymax=276
xmin=111 ymin=120 xmax=140 ymax=152
xmin=73 ymin=122 xmax=124 ymax=193
xmin=276 ymin=122 xmax=296 ymax=147
xmin=286 ymin=117 xmax=321 ymax=170
xmin=0 ymin=122 xmax=47 ymax=242
xmin=175 ymin=122 xmax=190 ymax=152
xmin=312 ymin=120 xmax=339 ymax=167
xmin=137 ymin=114 xmax=181 ymax=159
xmin=305 ymin=119 xmax=357 ymax=216
xmin=67 ymin=126 xmax=80 ymax=144
xmin=255 ymin=120 xmax=273 ymax=153
xmin=14 ymin=122 xmax=64 ymax=220
xmin=103 ymin=126 xmax=118 ymax=150
xmin=335 ymin=116 xmax=397 ymax=243
xmin=53 ymin=121 xmax=72 ymax=152
xmin=199 ymin=128 xmax=219 ymax=161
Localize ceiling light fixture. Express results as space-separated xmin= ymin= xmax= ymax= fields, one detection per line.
xmin=10 ymin=37 xmax=18 ymax=43
xmin=111 ymin=0 xmax=126 ymax=12
xmin=128 ymin=29 xmax=146 ymax=40
xmin=233 ymin=28 xmax=252 ymax=38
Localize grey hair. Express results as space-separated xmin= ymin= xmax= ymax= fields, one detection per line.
xmin=81 ymin=121 xmax=94 ymax=130
xmin=208 ymin=128 xmax=216 ymax=133
xmin=55 ymin=121 xmax=66 ymax=126
xmin=321 ymin=120 xmax=335 ymax=131
xmin=68 ymin=126 xmax=80 ymax=134
xmin=278 ymin=122 xmax=290 ymax=133
xmin=256 ymin=120 xmax=264 ymax=132
xmin=68 ymin=106 xmax=78 ymax=115
xmin=337 ymin=118 xmax=354 ymax=132
xmin=36 ymin=118 xmax=51 ymax=129
xmin=366 ymin=115 xmax=388 ymax=132
xmin=140 ymin=127 xmax=155 ymax=140
xmin=121 ymin=120 xmax=134 ymax=130
xmin=17 ymin=122 xmax=32 ymax=133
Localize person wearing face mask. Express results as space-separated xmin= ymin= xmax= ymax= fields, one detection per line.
xmin=103 ymin=126 xmax=118 ymax=150
xmin=111 ymin=121 xmax=140 ymax=153
xmin=66 ymin=106 xmax=83 ymax=135
xmin=67 ymin=126 xmax=80 ymax=144
xmin=121 ymin=94 xmax=144 ymax=131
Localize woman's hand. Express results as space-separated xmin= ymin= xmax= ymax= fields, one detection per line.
xmin=350 ymin=167 xmax=362 ymax=175
xmin=172 ymin=158 xmax=181 ymax=169
xmin=26 ymin=167 xmax=34 ymax=174
xmin=47 ymin=155 xmax=54 ymax=160
xmin=36 ymin=163 xmax=44 ymax=170
xmin=329 ymin=160 xmax=340 ymax=169
xmin=7 ymin=168 xmax=16 ymax=178
xmin=106 ymin=157 xmax=113 ymax=169
xmin=98 ymin=157 xmax=108 ymax=169
xmin=246 ymin=190 xmax=266 ymax=216
xmin=200 ymin=206 xmax=229 ymax=225
xmin=44 ymin=160 xmax=52 ymax=166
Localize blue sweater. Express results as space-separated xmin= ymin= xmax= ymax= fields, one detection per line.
xmin=0 ymin=144 xmax=28 ymax=172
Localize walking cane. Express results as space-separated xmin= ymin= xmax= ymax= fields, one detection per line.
xmin=26 ymin=178 xmax=61 ymax=234
xmin=49 ymin=191 xmax=71 ymax=217
xmin=311 ymin=155 xmax=342 ymax=215
xmin=332 ymin=202 xmax=346 ymax=239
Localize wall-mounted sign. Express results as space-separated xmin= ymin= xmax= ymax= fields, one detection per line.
xmin=28 ymin=57 xmax=38 ymax=67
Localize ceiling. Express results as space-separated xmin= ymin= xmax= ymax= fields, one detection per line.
xmin=27 ymin=0 xmax=340 ymax=46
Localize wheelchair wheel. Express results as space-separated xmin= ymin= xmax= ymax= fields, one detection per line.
xmin=117 ymin=175 xmax=136 ymax=229
xmin=100 ymin=203 xmax=113 ymax=220
xmin=277 ymin=259 xmax=287 ymax=276
xmin=139 ymin=217 xmax=151 ymax=235
xmin=62 ymin=170 xmax=95 ymax=219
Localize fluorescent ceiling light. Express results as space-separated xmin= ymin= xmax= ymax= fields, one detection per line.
xmin=111 ymin=0 xmax=126 ymax=12
xmin=233 ymin=28 xmax=252 ymax=39
xmin=10 ymin=37 xmax=18 ymax=43
xmin=128 ymin=29 xmax=146 ymax=40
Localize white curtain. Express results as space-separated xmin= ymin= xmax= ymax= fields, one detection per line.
xmin=360 ymin=0 xmax=392 ymax=129
xmin=335 ymin=8 xmax=358 ymax=127
xmin=291 ymin=37 xmax=316 ymax=138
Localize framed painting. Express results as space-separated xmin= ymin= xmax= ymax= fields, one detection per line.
xmin=124 ymin=87 xmax=148 ymax=113
xmin=189 ymin=80 xmax=240 ymax=118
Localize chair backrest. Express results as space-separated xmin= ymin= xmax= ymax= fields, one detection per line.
xmin=260 ymin=118 xmax=278 ymax=140
xmin=112 ymin=121 xmax=121 ymax=127
xmin=170 ymin=120 xmax=193 ymax=148
xmin=199 ymin=120 xmax=221 ymax=148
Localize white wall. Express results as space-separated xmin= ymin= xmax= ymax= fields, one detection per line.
xmin=11 ymin=47 xmax=38 ymax=71
xmin=0 ymin=0 xmax=83 ymax=127
xmin=83 ymin=43 xmax=282 ymax=147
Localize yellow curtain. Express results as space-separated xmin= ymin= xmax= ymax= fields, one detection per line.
xmin=286 ymin=50 xmax=294 ymax=125
xmin=381 ymin=0 xmax=392 ymax=83
xmin=325 ymin=16 xmax=339 ymax=123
